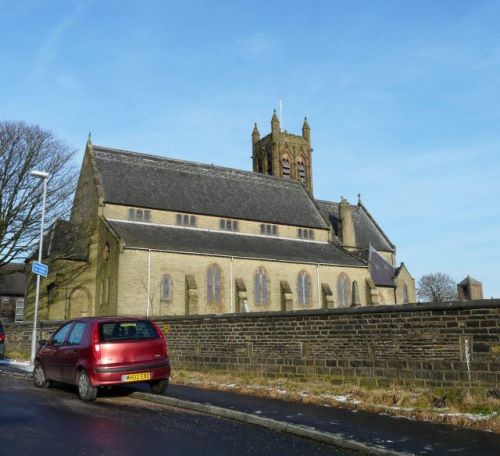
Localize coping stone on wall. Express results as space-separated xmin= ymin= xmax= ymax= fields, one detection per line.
xmin=155 ymin=299 xmax=500 ymax=322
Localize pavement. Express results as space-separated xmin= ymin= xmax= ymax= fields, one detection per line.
xmin=2 ymin=361 xmax=499 ymax=455
xmin=134 ymin=383 xmax=499 ymax=456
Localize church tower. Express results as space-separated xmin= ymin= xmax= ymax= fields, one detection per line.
xmin=252 ymin=111 xmax=313 ymax=193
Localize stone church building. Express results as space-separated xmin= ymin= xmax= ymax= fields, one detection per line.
xmin=26 ymin=112 xmax=416 ymax=320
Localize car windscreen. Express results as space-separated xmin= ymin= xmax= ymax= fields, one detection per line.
xmin=99 ymin=320 xmax=159 ymax=342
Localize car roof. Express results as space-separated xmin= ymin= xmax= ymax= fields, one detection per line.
xmin=70 ymin=316 xmax=150 ymax=324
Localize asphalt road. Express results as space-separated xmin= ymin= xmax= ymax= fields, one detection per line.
xmin=0 ymin=369 xmax=358 ymax=456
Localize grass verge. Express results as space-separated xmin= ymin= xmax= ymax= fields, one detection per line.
xmin=172 ymin=369 xmax=499 ymax=433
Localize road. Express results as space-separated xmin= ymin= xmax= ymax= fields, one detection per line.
xmin=0 ymin=369 xmax=358 ymax=456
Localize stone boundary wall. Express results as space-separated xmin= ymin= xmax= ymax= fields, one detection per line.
xmin=4 ymin=300 xmax=499 ymax=388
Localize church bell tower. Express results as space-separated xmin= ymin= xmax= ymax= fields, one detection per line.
xmin=252 ymin=111 xmax=313 ymax=194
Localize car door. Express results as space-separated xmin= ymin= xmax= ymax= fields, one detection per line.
xmin=42 ymin=322 xmax=74 ymax=381
xmin=59 ymin=321 xmax=88 ymax=384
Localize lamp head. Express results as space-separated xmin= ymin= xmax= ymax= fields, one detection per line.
xmin=30 ymin=170 xmax=49 ymax=179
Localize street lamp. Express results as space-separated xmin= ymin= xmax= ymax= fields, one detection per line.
xmin=30 ymin=170 xmax=50 ymax=365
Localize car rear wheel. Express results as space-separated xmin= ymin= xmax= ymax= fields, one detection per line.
xmin=150 ymin=378 xmax=169 ymax=394
xmin=33 ymin=361 xmax=51 ymax=388
xmin=77 ymin=370 xmax=97 ymax=401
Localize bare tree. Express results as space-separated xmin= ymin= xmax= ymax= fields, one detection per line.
xmin=0 ymin=121 xmax=76 ymax=268
xmin=417 ymin=272 xmax=457 ymax=302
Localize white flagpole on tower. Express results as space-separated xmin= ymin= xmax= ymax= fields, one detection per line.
xmin=279 ymin=98 xmax=283 ymax=130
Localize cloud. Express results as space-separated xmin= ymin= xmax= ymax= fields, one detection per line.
xmin=30 ymin=1 xmax=87 ymax=82
xmin=239 ymin=33 xmax=280 ymax=60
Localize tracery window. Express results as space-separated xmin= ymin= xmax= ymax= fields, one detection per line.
xmin=337 ymin=273 xmax=351 ymax=307
xmin=297 ymin=271 xmax=312 ymax=306
xmin=254 ymin=267 xmax=269 ymax=306
xmin=207 ymin=264 xmax=223 ymax=306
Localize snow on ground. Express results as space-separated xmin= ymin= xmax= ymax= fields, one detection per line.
xmin=438 ymin=411 xmax=498 ymax=422
xmin=0 ymin=358 xmax=33 ymax=372
xmin=183 ymin=377 xmax=496 ymax=423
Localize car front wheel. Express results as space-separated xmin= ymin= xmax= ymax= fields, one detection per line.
xmin=150 ymin=378 xmax=169 ymax=394
xmin=77 ymin=370 xmax=97 ymax=401
xmin=33 ymin=361 xmax=51 ymax=388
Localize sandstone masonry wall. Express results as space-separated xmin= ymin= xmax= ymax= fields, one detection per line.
xmin=4 ymin=300 xmax=499 ymax=388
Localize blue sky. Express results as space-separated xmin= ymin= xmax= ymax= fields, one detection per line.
xmin=1 ymin=0 xmax=499 ymax=297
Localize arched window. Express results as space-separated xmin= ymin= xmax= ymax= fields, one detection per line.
xmin=281 ymin=155 xmax=291 ymax=178
xmin=297 ymin=271 xmax=311 ymax=306
xmin=403 ymin=283 xmax=409 ymax=304
xmin=352 ymin=280 xmax=360 ymax=306
xmin=297 ymin=157 xmax=307 ymax=184
xmin=161 ymin=274 xmax=172 ymax=301
xmin=207 ymin=264 xmax=223 ymax=306
xmin=254 ymin=267 xmax=269 ymax=306
xmin=337 ymin=273 xmax=350 ymax=307
xmin=257 ymin=158 xmax=263 ymax=173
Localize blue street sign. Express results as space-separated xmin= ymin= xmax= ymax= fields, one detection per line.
xmin=32 ymin=261 xmax=49 ymax=277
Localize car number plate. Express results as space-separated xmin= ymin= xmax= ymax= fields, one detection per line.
xmin=121 ymin=372 xmax=151 ymax=382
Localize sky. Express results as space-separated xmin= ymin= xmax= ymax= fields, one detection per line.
xmin=0 ymin=0 xmax=499 ymax=297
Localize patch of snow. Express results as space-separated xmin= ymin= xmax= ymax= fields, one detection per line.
xmin=386 ymin=406 xmax=415 ymax=412
xmin=438 ymin=411 xmax=498 ymax=421
xmin=0 ymin=359 xmax=33 ymax=372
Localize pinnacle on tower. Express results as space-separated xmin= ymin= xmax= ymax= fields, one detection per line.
xmin=271 ymin=109 xmax=280 ymax=135
xmin=252 ymin=123 xmax=260 ymax=144
xmin=302 ymin=117 xmax=310 ymax=141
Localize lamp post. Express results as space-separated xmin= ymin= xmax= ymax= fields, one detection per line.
xmin=30 ymin=170 xmax=50 ymax=365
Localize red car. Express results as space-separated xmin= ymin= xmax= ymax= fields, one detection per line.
xmin=33 ymin=317 xmax=170 ymax=401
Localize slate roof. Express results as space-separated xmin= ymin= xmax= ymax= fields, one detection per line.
xmin=30 ymin=220 xmax=89 ymax=262
xmin=315 ymin=200 xmax=395 ymax=252
xmin=458 ymin=276 xmax=482 ymax=286
xmin=0 ymin=264 xmax=27 ymax=297
xmin=93 ymin=146 xmax=328 ymax=229
xmin=368 ymin=246 xmax=396 ymax=287
xmin=107 ymin=220 xmax=366 ymax=267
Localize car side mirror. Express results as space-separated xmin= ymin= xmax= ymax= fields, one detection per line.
xmin=38 ymin=339 xmax=47 ymax=346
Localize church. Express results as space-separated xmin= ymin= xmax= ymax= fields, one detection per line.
xmin=25 ymin=112 xmax=416 ymax=320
